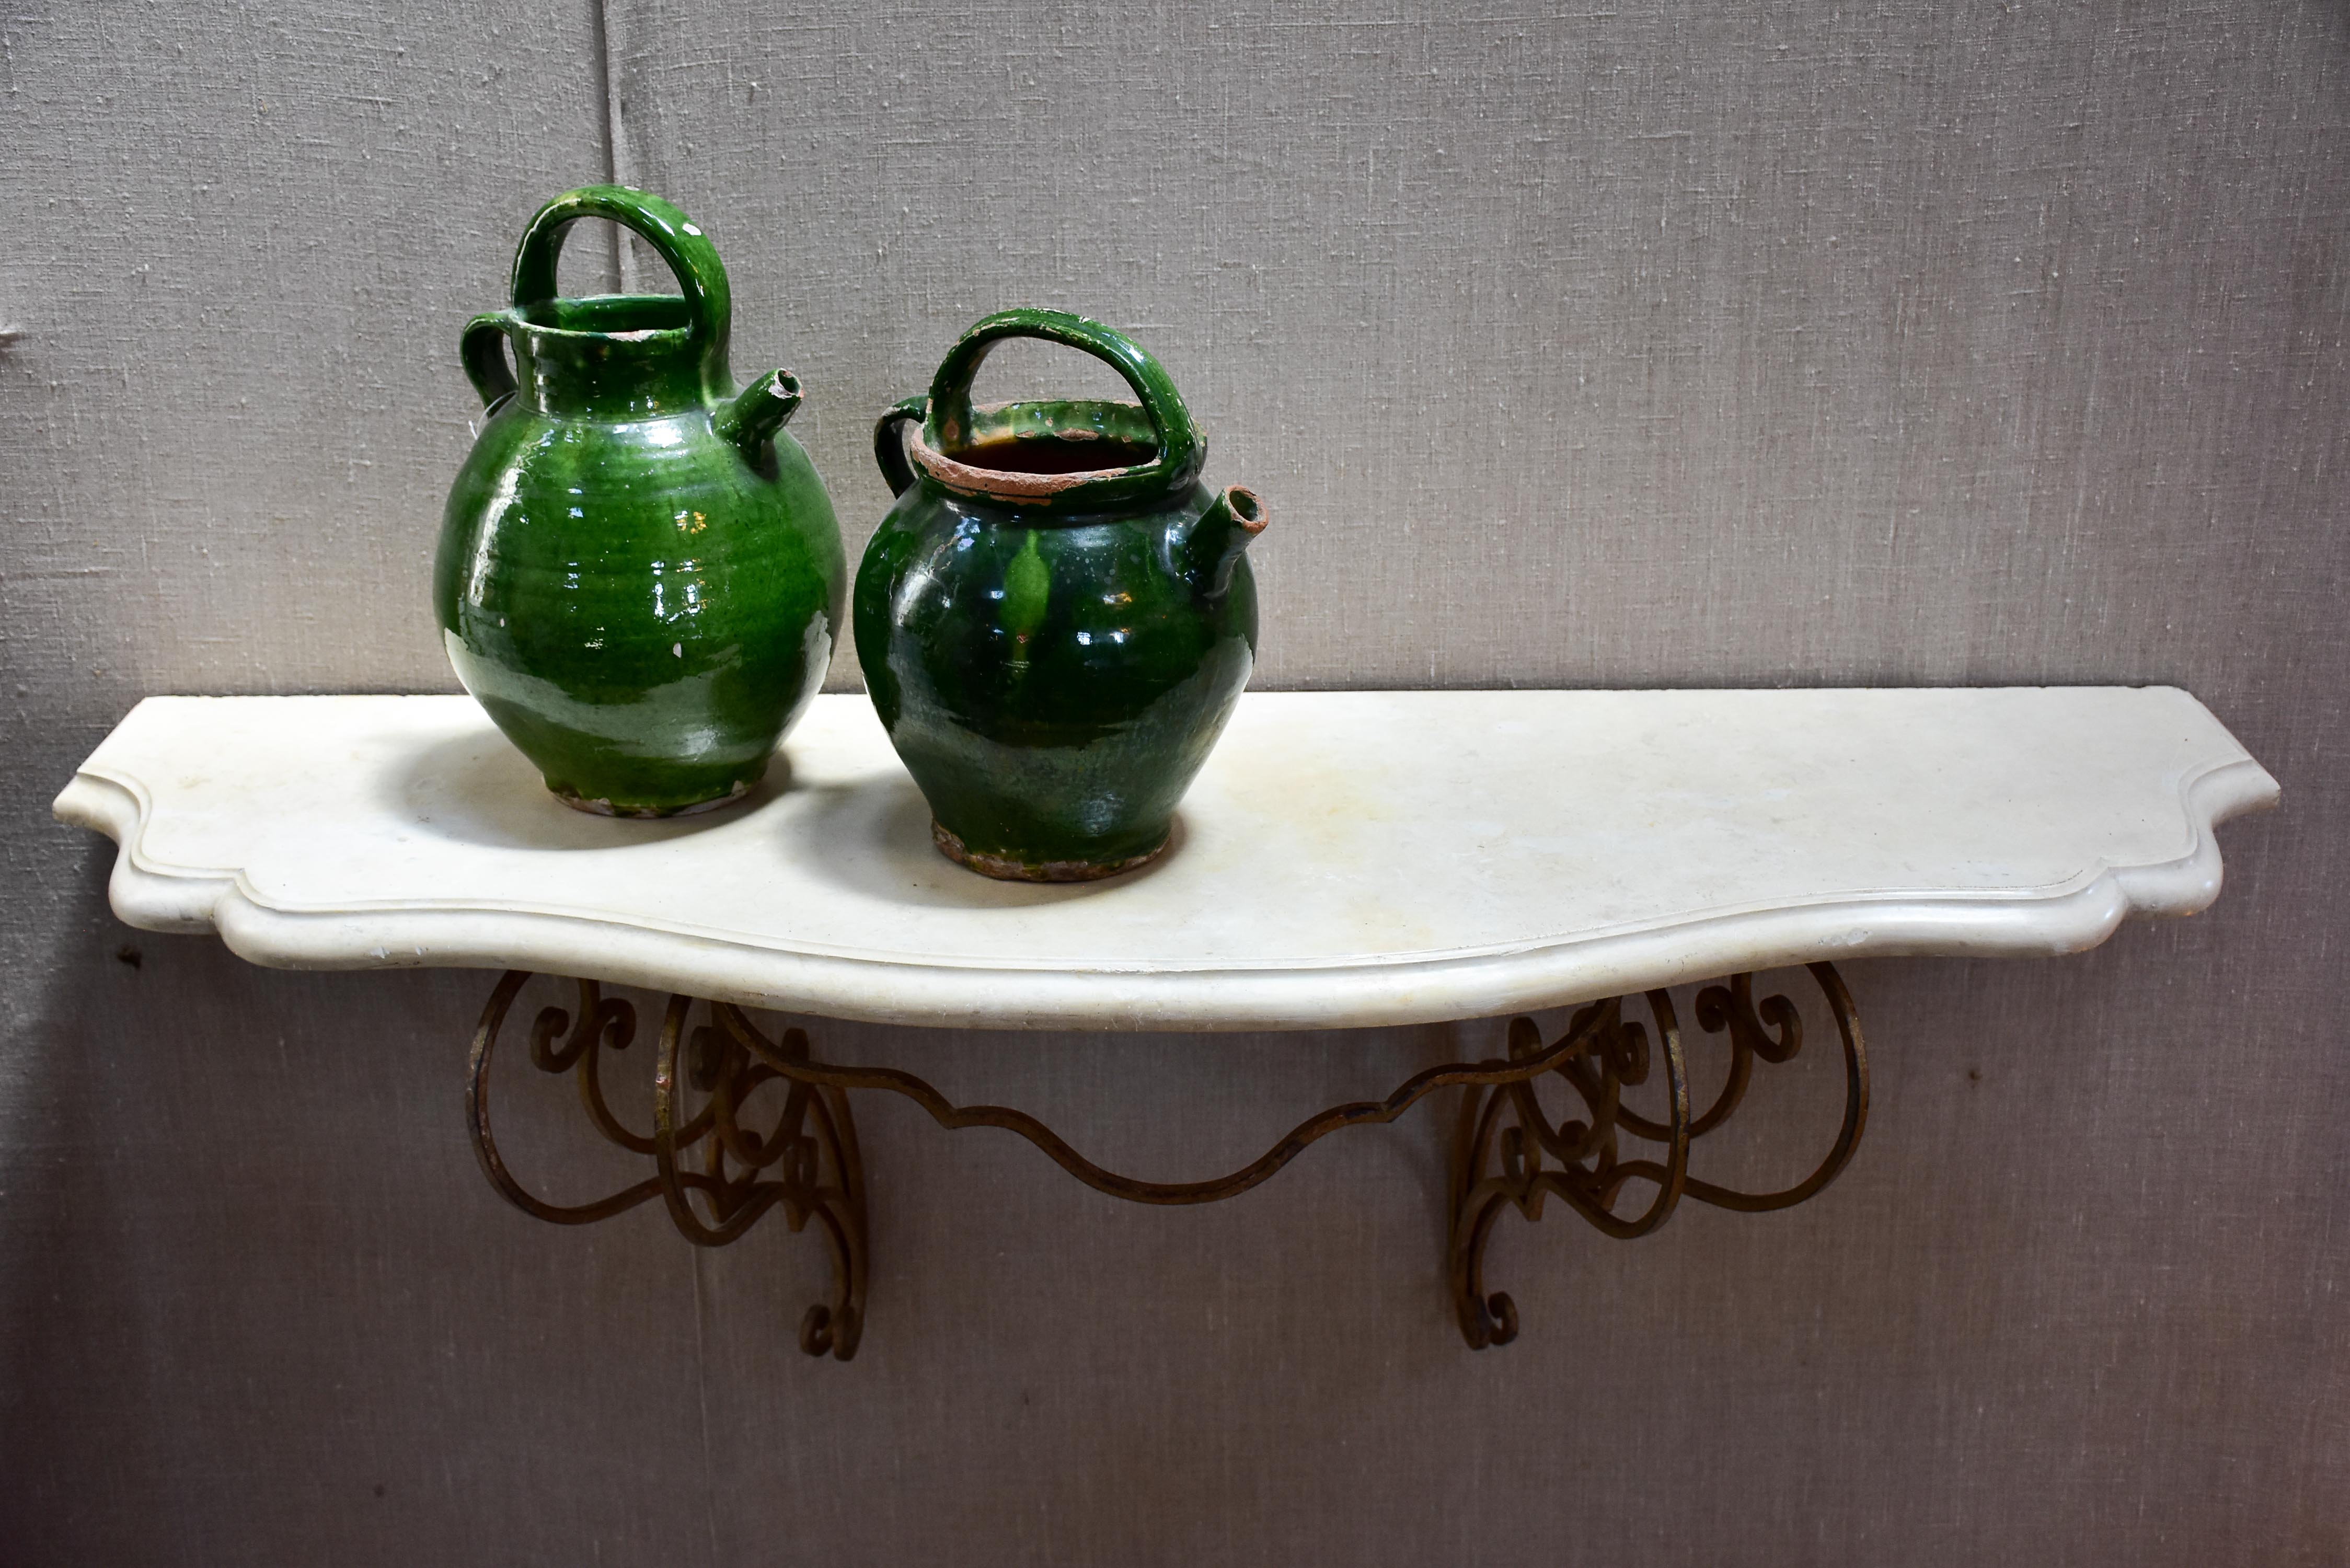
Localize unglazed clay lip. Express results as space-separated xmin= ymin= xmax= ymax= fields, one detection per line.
xmin=906 ymin=401 xmax=1162 ymax=504
xmin=930 ymin=819 xmax=1170 ymax=882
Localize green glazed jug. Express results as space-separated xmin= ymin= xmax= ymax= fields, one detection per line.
xmin=856 ymin=309 xmax=1268 ymax=880
xmin=436 ymin=186 xmax=845 ymax=816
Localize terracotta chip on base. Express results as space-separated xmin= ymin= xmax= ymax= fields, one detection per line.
xmin=931 ymin=820 xmax=1169 ymax=882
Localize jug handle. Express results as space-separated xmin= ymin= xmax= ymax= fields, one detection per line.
xmin=505 ymin=186 xmax=732 ymax=390
xmin=872 ymin=396 xmax=927 ymax=497
xmin=924 ymin=308 xmax=1203 ymax=492
xmin=460 ymin=314 xmax=518 ymax=412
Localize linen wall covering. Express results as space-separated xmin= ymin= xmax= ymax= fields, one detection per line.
xmin=1 ymin=2 xmax=2343 ymax=1561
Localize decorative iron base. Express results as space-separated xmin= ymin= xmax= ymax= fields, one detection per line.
xmin=1448 ymin=964 xmax=1867 ymax=1348
xmin=465 ymin=974 xmax=868 ymax=1359
xmin=466 ymin=965 xmax=1867 ymax=1360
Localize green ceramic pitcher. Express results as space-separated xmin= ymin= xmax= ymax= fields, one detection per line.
xmin=855 ymin=309 xmax=1268 ymax=880
xmin=436 ymin=186 xmax=845 ymax=816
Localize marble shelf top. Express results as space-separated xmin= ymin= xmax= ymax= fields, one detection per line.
xmin=55 ymin=688 xmax=2275 ymax=1032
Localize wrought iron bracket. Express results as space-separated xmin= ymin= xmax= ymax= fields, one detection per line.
xmin=1447 ymin=964 xmax=1867 ymax=1348
xmin=466 ymin=973 xmax=868 ymax=1359
xmin=466 ymin=964 xmax=1866 ymax=1360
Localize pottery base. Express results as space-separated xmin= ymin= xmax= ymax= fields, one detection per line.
xmin=931 ymin=820 xmax=1168 ymax=882
xmin=550 ymin=774 xmax=755 ymax=820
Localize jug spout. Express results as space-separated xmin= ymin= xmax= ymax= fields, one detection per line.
xmin=713 ymin=368 xmax=804 ymax=455
xmin=1179 ymin=485 xmax=1268 ymax=598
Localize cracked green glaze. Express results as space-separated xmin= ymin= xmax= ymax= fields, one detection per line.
xmin=856 ymin=309 xmax=1267 ymax=880
xmin=436 ymin=186 xmax=845 ymax=816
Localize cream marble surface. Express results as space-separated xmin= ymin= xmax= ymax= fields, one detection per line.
xmin=53 ymin=689 xmax=2275 ymax=1030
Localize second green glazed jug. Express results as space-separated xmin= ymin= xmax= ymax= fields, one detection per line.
xmin=437 ymin=186 xmax=845 ymax=816
xmin=856 ymin=309 xmax=1269 ymax=881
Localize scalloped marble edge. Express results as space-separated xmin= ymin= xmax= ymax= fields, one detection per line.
xmin=53 ymin=751 xmax=2278 ymax=1033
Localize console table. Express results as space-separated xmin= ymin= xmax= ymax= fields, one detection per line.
xmin=54 ymin=687 xmax=2275 ymax=1361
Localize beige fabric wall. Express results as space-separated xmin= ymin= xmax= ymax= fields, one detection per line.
xmin=2 ymin=2 xmax=2344 ymax=1562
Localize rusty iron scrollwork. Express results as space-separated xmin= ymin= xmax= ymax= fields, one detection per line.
xmin=710 ymin=997 xmax=1611 ymax=1207
xmin=465 ymin=971 xmax=868 ymax=1360
xmin=1448 ymin=961 xmax=1868 ymax=1349
xmin=464 ymin=962 xmax=1863 ymax=1359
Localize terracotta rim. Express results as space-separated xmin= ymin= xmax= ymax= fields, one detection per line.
xmin=905 ymin=401 xmax=1162 ymax=503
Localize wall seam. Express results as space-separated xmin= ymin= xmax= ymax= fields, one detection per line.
xmin=589 ymin=0 xmax=623 ymax=290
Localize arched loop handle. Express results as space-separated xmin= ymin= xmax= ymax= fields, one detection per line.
xmin=872 ymin=396 xmax=926 ymax=497
xmin=508 ymin=185 xmax=731 ymax=370
xmin=460 ymin=313 xmax=518 ymax=412
xmin=926 ymin=308 xmax=1202 ymax=490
